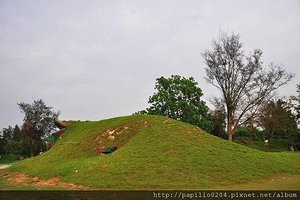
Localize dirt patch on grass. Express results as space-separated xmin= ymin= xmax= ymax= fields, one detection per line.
xmin=34 ymin=176 xmax=88 ymax=189
xmin=5 ymin=172 xmax=29 ymax=184
xmin=0 ymin=164 xmax=11 ymax=170
xmin=3 ymin=171 xmax=89 ymax=190
xmin=94 ymin=120 xmax=149 ymax=151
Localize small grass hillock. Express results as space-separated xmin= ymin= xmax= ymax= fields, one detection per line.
xmin=5 ymin=115 xmax=300 ymax=189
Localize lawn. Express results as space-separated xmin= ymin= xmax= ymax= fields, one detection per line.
xmin=1 ymin=115 xmax=299 ymax=190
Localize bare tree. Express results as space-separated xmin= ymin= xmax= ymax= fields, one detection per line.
xmin=202 ymin=32 xmax=294 ymax=141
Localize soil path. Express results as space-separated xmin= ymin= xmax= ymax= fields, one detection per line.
xmin=0 ymin=164 xmax=11 ymax=170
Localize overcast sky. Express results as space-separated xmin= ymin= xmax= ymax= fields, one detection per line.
xmin=0 ymin=0 xmax=299 ymax=128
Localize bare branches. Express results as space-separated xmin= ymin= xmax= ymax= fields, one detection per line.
xmin=202 ymin=32 xmax=294 ymax=140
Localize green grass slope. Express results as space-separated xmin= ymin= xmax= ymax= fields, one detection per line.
xmin=7 ymin=115 xmax=300 ymax=189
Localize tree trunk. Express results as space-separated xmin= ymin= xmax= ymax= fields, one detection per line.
xmin=227 ymin=111 xmax=233 ymax=141
xmin=29 ymin=141 xmax=34 ymax=157
xmin=228 ymin=129 xmax=233 ymax=141
xmin=29 ymin=137 xmax=35 ymax=157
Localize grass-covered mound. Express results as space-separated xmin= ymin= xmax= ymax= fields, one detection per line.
xmin=6 ymin=115 xmax=300 ymax=189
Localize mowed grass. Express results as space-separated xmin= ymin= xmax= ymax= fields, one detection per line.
xmin=4 ymin=115 xmax=300 ymax=189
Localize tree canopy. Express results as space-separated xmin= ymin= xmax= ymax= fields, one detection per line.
xmin=18 ymin=99 xmax=60 ymax=137
xmin=142 ymin=75 xmax=212 ymax=132
xmin=260 ymin=99 xmax=298 ymax=143
xmin=18 ymin=99 xmax=60 ymax=156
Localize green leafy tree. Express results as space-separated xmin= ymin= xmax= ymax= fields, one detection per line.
xmin=143 ymin=75 xmax=212 ymax=132
xmin=1 ymin=126 xmax=13 ymax=143
xmin=3 ymin=140 xmax=25 ymax=155
xmin=0 ymin=125 xmax=25 ymax=155
xmin=12 ymin=125 xmax=21 ymax=141
xmin=0 ymin=126 xmax=13 ymax=154
xmin=18 ymin=99 xmax=60 ymax=156
xmin=0 ymin=136 xmax=4 ymax=154
xmin=202 ymin=32 xmax=294 ymax=141
xmin=259 ymin=99 xmax=298 ymax=144
xmin=234 ymin=125 xmax=263 ymax=141
xmin=21 ymin=122 xmax=46 ymax=156
xmin=0 ymin=128 xmax=12 ymax=154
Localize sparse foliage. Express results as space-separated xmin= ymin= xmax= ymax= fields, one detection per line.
xmin=202 ymin=32 xmax=294 ymax=140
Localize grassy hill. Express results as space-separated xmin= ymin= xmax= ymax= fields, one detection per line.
xmin=3 ymin=115 xmax=300 ymax=189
